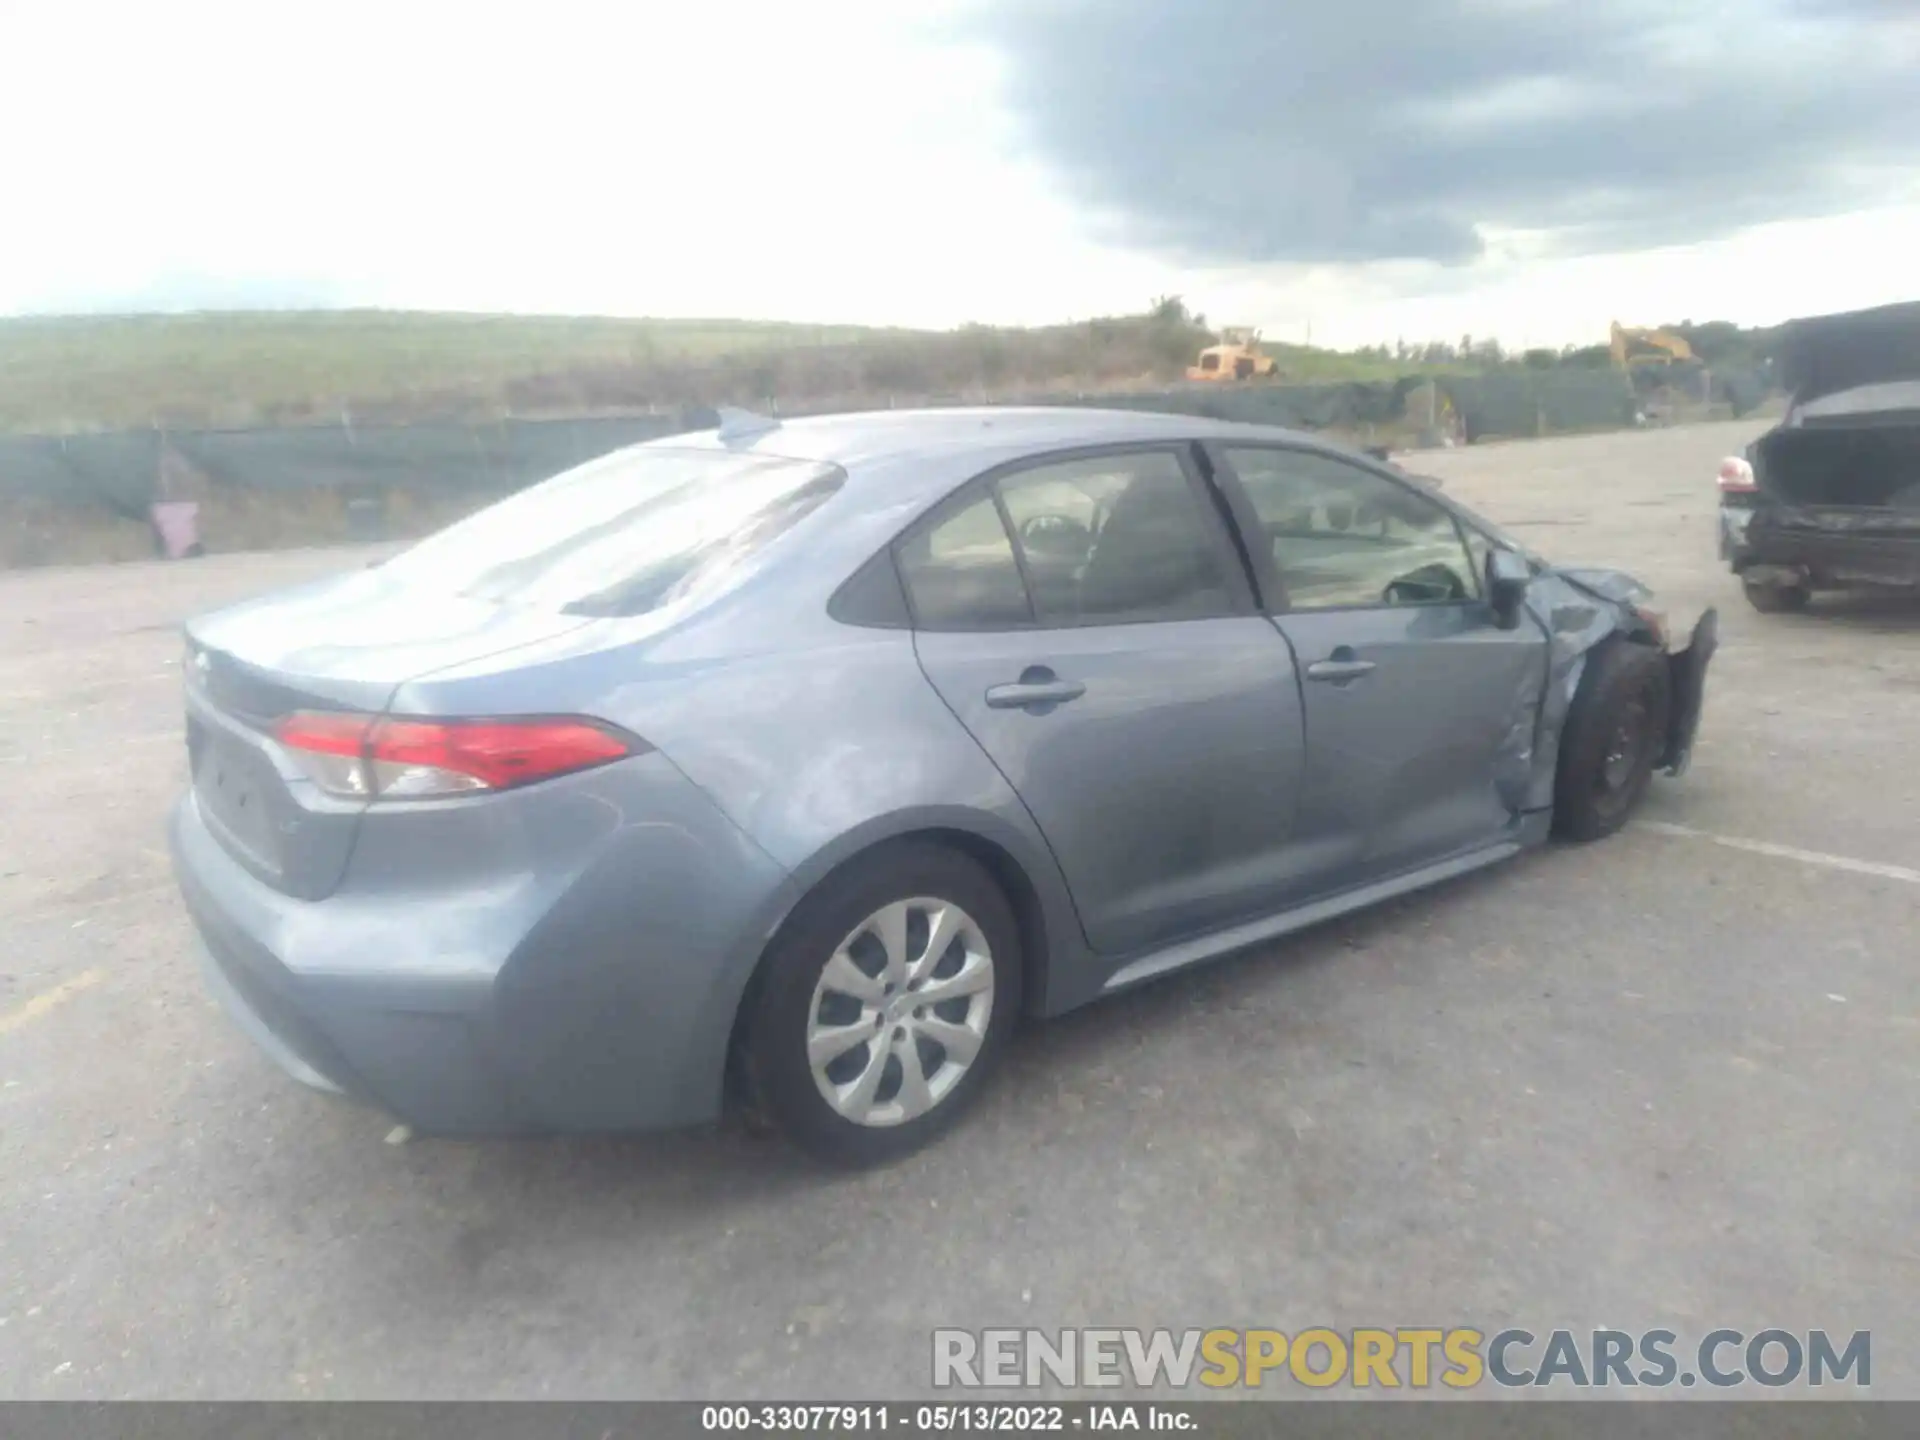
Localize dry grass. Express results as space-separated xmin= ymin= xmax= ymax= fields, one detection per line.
xmin=0 ymin=498 xmax=158 ymax=568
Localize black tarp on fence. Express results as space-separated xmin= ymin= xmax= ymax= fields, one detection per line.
xmin=0 ymin=415 xmax=693 ymax=515
xmin=0 ymin=366 xmax=1752 ymax=530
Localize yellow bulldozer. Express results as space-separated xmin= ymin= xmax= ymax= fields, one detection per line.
xmin=1188 ymin=327 xmax=1279 ymax=382
xmin=1610 ymin=322 xmax=1695 ymax=369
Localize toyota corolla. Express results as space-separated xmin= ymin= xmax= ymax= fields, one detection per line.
xmin=170 ymin=407 xmax=1716 ymax=1164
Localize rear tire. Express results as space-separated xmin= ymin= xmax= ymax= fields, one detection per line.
xmin=1553 ymin=640 xmax=1672 ymax=842
xmin=1742 ymin=577 xmax=1809 ymax=613
xmin=738 ymin=842 xmax=1021 ymax=1167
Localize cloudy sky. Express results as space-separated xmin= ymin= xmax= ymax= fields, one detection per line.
xmin=3 ymin=0 xmax=1916 ymax=347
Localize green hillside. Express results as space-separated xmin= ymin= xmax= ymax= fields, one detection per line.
xmin=0 ymin=304 xmax=1437 ymax=433
xmin=0 ymin=304 xmax=1778 ymax=435
xmin=0 ymin=311 xmax=910 ymax=431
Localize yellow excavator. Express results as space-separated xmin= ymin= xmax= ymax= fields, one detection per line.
xmin=1188 ymin=327 xmax=1279 ymax=382
xmin=1610 ymin=322 xmax=1695 ymax=369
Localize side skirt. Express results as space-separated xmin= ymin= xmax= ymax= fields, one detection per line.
xmin=1098 ymin=812 xmax=1550 ymax=997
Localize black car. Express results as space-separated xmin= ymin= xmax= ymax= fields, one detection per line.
xmin=1718 ymin=300 xmax=1920 ymax=612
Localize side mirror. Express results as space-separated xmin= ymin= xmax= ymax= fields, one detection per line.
xmin=1486 ymin=548 xmax=1531 ymax=629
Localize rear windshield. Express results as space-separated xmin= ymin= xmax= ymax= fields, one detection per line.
xmin=379 ymin=446 xmax=844 ymax=615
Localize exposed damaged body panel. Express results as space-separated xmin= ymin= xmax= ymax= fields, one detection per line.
xmin=1742 ymin=503 xmax=1920 ymax=590
xmin=1516 ymin=567 xmax=1716 ymax=811
xmin=1723 ymin=301 xmax=1920 ymax=603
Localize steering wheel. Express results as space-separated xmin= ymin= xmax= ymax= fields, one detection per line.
xmin=1383 ymin=563 xmax=1467 ymax=605
xmin=1018 ymin=513 xmax=1094 ymax=559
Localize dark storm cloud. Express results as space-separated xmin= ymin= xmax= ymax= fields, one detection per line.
xmin=967 ymin=0 xmax=1920 ymax=265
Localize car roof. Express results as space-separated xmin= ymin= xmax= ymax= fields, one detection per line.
xmin=641 ymin=405 xmax=1342 ymax=502
xmin=612 ymin=406 xmax=1529 ymax=621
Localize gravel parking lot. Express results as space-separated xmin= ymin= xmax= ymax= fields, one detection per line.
xmin=2 ymin=419 xmax=1915 ymax=1400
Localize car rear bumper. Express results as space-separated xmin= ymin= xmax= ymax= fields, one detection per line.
xmin=168 ymin=755 xmax=800 ymax=1137
xmin=1721 ymin=502 xmax=1920 ymax=589
xmin=192 ymin=924 xmax=353 ymax=1100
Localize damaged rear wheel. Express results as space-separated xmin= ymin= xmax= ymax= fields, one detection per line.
xmin=1553 ymin=639 xmax=1672 ymax=842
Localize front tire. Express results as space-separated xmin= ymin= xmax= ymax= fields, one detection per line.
xmin=1553 ymin=640 xmax=1672 ymax=842
xmin=1742 ymin=577 xmax=1809 ymax=613
xmin=738 ymin=843 xmax=1021 ymax=1167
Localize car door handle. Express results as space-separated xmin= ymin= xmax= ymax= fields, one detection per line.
xmin=1305 ymin=657 xmax=1376 ymax=683
xmin=985 ymin=673 xmax=1087 ymax=709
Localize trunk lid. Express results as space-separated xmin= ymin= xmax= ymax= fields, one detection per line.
xmin=1776 ymin=301 xmax=1920 ymax=406
xmin=184 ymin=566 xmax=592 ymax=899
xmin=186 ymin=565 xmax=593 ymax=700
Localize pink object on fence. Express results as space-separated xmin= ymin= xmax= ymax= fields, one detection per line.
xmin=151 ymin=501 xmax=202 ymax=559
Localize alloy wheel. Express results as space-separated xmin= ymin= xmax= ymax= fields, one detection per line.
xmin=805 ymin=898 xmax=995 ymax=1128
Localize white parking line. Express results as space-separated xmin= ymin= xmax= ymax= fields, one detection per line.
xmin=1638 ymin=822 xmax=1920 ymax=886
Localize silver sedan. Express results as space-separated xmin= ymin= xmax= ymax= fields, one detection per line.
xmin=169 ymin=407 xmax=1716 ymax=1164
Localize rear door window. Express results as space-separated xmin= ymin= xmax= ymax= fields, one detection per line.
xmin=378 ymin=446 xmax=844 ymax=615
xmin=997 ymin=450 xmax=1240 ymax=624
xmin=896 ymin=492 xmax=1034 ymax=629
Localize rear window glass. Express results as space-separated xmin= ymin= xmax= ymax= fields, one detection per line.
xmin=379 ymin=447 xmax=844 ymax=615
xmin=896 ymin=492 xmax=1033 ymax=629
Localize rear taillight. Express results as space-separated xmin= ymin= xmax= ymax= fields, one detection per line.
xmin=274 ymin=712 xmax=636 ymax=800
xmin=1717 ymin=456 xmax=1758 ymax=494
